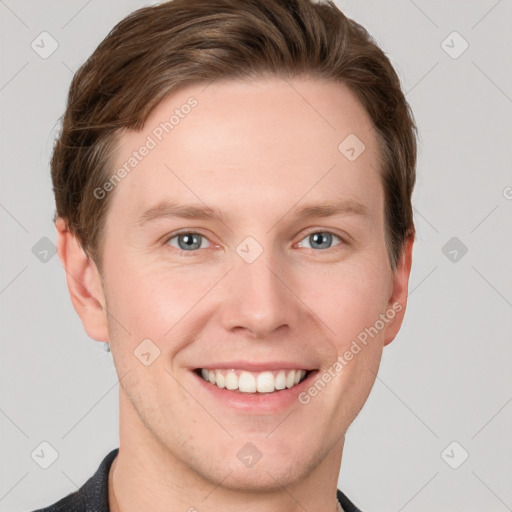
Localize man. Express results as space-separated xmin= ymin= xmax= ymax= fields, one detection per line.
xmin=35 ymin=0 xmax=417 ymax=510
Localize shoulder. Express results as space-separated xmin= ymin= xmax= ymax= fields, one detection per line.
xmin=29 ymin=448 xmax=119 ymax=512
xmin=29 ymin=489 xmax=85 ymax=512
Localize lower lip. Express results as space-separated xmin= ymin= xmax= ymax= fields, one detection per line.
xmin=192 ymin=370 xmax=318 ymax=413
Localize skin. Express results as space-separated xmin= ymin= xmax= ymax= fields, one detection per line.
xmin=56 ymin=77 xmax=413 ymax=512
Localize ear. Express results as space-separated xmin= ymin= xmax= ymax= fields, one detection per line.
xmin=55 ymin=217 xmax=109 ymax=342
xmin=383 ymin=233 xmax=414 ymax=347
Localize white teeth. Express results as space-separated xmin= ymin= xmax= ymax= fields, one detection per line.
xmin=256 ymin=371 xmax=275 ymax=393
xmin=239 ymin=371 xmax=256 ymax=392
xmin=275 ymin=370 xmax=286 ymax=390
xmin=198 ymin=368 xmax=308 ymax=393
xmin=215 ymin=371 xmax=226 ymax=389
xmin=225 ymin=371 xmax=238 ymax=390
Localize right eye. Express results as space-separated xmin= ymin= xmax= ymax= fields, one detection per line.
xmin=166 ymin=232 xmax=212 ymax=255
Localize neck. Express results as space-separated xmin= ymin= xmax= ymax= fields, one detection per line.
xmin=109 ymin=462 xmax=344 ymax=512
xmin=109 ymin=392 xmax=345 ymax=512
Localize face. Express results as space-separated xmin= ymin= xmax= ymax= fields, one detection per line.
xmin=76 ymin=77 xmax=411 ymax=492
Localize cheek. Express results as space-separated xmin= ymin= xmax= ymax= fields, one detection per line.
xmin=103 ymin=236 xmax=391 ymax=349
xmin=104 ymin=258 xmax=218 ymax=335
xmin=302 ymin=258 xmax=391 ymax=342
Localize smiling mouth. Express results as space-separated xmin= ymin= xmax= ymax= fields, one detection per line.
xmin=193 ymin=368 xmax=314 ymax=394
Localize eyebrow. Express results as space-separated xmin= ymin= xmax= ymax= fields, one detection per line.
xmin=136 ymin=198 xmax=371 ymax=227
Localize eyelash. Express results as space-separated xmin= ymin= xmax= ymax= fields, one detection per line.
xmin=164 ymin=229 xmax=348 ymax=257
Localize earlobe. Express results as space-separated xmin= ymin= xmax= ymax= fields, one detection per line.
xmin=383 ymin=233 xmax=414 ymax=347
xmin=55 ymin=217 xmax=109 ymax=342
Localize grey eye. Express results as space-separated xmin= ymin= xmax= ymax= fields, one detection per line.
xmin=298 ymin=232 xmax=341 ymax=250
xmin=168 ymin=233 xmax=209 ymax=251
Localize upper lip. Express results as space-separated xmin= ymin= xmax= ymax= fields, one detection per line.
xmin=193 ymin=361 xmax=316 ymax=372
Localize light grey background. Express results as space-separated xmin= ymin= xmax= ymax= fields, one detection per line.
xmin=1 ymin=1 xmax=511 ymax=511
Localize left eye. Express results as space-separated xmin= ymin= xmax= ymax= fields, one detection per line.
xmin=297 ymin=231 xmax=342 ymax=250
xmin=167 ymin=232 xmax=211 ymax=251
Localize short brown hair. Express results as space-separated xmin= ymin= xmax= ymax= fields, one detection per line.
xmin=52 ymin=0 xmax=417 ymax=271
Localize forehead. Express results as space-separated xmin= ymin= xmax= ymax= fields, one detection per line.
xmin=109 ymin=77 xmax=383 ymax=226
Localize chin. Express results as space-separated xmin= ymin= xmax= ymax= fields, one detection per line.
xmin=193 ymin=447 xmax=316 ymax=493
xmin=212 ymin=462 xmax=308 ymax=493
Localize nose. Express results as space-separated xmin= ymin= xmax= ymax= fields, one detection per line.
xmin=219 ymin=249 xmax=301 ymax=339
